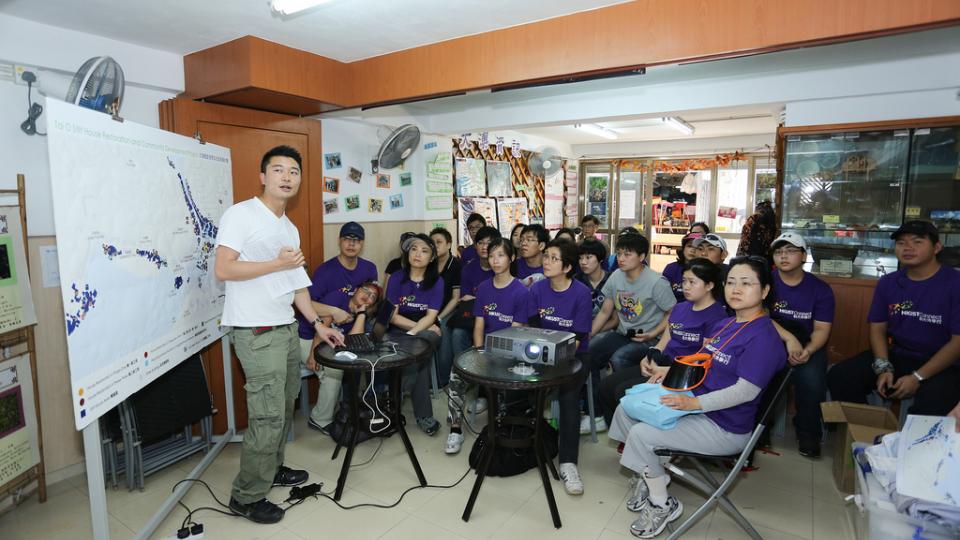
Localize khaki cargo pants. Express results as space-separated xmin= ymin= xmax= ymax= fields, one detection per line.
xmin=230 ymin=322 xmax=301 ymax=503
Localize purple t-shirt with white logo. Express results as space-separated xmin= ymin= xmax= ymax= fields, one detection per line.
xmin=516 ymin=258 xmax=545 ymax=282
xmin=867 ymin=266 xmax=960 ymax=359
xmin=694 ymin=316 xmax=786 ymax=434
xmin=663 ymin=301 xmax=728 ymax=359
xmin=460 ymin=259 xmax=494 ymax=298
xmin=473 ymin=278 xmax=532 ymax=334
xmin=771 ymin=270 xmax=836 ymax=337
xmin=662 ymin=261 xmax=685 ymax=302
xmin=529 ymin=279 xmax=593 ymax=353
xmin=460 ymin=244 xmax=478 ymax=267
xmin=299 ymin=256 xmax=378 ymax=339
xmin=386 ymin=272 xmax=444 ymax=323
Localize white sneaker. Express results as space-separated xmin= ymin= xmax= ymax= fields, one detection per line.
xmin=469 ymin=397 xmax=488 ymax=414
xmin=627 ymin=474 xmax=670 ymax=512
xmin=629 ymin=496 xmax=683 ymax=538
xmin=558 ymin=462 xmax=584 ymax=495
xmin=578 ymin=416 xmax=608 ymax=434
xmin=445 ymin=432 xmax=464 ymax=454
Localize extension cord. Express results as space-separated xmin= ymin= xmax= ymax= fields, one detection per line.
xmin=289 ymin=482 xmax=324 ymax=501
xmin=169 ymin=523 xmax=204 ymax=539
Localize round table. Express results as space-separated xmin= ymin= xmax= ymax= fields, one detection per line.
xmin=454 ymin=348 xmax=584 ymax=529
xmin=315 ymin=333 xmax=432 ymax=500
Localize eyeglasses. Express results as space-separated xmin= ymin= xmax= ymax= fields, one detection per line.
xmin=520 ymin=236 xmax=539 ymax=244
xmin=772 ymin=247 xmax=804 ymax=256
xmin=543 ymin=254 xmax=563 ymax=263
xmin=357 ymin=286 xmax=378 ymax=299
xmin=341 ymin=236 xmax=362 ymax=244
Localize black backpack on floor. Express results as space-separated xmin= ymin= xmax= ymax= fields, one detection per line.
xmin=468 ymin=417 xmax=559 ymax=477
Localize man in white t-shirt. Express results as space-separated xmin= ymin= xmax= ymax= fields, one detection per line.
xmin=215 ymin=145 xmax=343 ymax=524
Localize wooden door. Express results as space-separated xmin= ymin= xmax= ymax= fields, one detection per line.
xmin=160 ymin=98 xmax=323 ymax=433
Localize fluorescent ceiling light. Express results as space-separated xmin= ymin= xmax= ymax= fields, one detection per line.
xmin=271 ymin=0 xmax=333 ymax=15
xmin=574 ymin=123 xmax=618 ymax=140
xmin=660 ymin=117 xmax=695 ymax=136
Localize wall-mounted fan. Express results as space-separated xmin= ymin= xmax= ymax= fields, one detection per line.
xmin=372 ymin=124 xmax=421 ymax=173
xmin=527 ymin=146 xmax=564 ymax=177
xmin=66 ymin=56 xmax=125 ymax=114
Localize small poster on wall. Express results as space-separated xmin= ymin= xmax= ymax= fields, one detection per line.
xmin=376 ymin=174 xmax=391 ymax=189
xmin=0 ymin=354 xmax=40 ymax=486
xmin=347 ymin=167 xmax=363 ymax=183
xmin=345 ymin=195 xmax=360 ymax=211
xmin=458 ymin=197 xmax=497 ymax=246
xmin=497 ymin=198 xmax=529 ymax=236
xmin=369 ymin=198 xmax=384 ymax=213
xmin=323 ymin=199 xmax=339 ymax=214
xmin=390 ymin=194 xmax=404 ymax=209
xmin=323 ymin=177 xmax=339 ymax=194
xmin=486 ymin=160 xmax=512 ymax=197
xmin=455 ymin=157 xmax=486 ymax=196
xmin=324 ymin=152 xmax=342 ymax=169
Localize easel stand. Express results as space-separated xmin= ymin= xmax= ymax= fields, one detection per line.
xmin=0 ymin=175 xmax=47 ymax=507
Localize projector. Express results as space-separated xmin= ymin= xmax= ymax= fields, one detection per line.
xmin=484 ymin=327 xmax=577 ymax=366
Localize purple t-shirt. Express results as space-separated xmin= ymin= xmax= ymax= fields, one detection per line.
xmin=529 ymin=279 xmax=593 ymax=353
xmin=460 ymin=259 xmax=494 ymax=298
xmin=299 ymin=256 xmax=378 ymax=339
xmin=694 ymin=316 xmax=786 ymax=434
xmin=662 ymin=261 xmax=685 ymax=302
xmin=473 ymin=278 xmax=532 ymax=334
xmin=461 ymin=244 xmax=478 ymax=267
xmin=663 ymin=301 xmax=728 ymax=359
xmin=516 ymin=258 xmax=544 ymax=281
xmin=387 ymin=272 xmax=444 ymax=323
xmin=771 ymin=270 xmax=836 ymax=337
xmin=867 ymin=266 xmax=960 ymax=360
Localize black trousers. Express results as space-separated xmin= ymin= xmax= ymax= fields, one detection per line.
xmin=827 ymin=349 xmax=960 ymax=416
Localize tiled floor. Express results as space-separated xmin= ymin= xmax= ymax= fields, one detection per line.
xmin=0 ymin=395 xmax=858 ymax=540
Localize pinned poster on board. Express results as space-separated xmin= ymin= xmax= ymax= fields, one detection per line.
xmin=458 ymin=197 xmax=497 ymax=246
xmin=0 ymin=353 xmax=40 ymax=486
xmin=496 ymin=198 xmax=529 ymax=236
xmin=0 ymin=206 xmax=37 ymax=333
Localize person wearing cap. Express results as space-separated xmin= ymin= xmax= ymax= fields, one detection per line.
xmin=382 ymin=231 xmax=416 ymax=295
xmin=828 ymin=220 xmax=960 ymax=417
xmin=662 ymin=233 xmax=702 ymax=302
xmin=589 ymin=228 xmax=677 ymax=374
xmin=459 ymin=213 xmax=487 ymax=266
xmin=299 ymin=220 xmax=379 ymax=434
xmin=215 ymin=145 xmax=344 ymax=524
xmin=693 ymin=233 xmax=729 ymax=268
xmin=769 ymin=232 xmax=835 ymax=458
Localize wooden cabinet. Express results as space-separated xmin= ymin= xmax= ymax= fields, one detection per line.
xmin=820 ymin=275 xmax=877 ymax=364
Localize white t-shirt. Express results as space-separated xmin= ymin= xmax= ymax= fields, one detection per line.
xmin=216 ymin=197 xmax=302 ymax=327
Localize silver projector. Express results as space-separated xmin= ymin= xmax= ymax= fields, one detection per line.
xmin=484 ymin=326 xmax=577 ymax=366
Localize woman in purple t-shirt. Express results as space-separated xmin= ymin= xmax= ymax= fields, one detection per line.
xmin=529 ymin=239 xmax=594 ymax=496
xmin=608 ymin=257 xmax=786 ymax=538
xmin=445 ymin=238 xmax=531 ymax=455
xmin=386 ymin=234 xmax=444 ymax=435
xmin=661 ymin=233 xmax=702 ymax=302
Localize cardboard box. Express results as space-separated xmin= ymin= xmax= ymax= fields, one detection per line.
xmin=821 ymin=401 xmax=899 ymax=493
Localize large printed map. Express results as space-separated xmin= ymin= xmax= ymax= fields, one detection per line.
xmin=46 ymin=100 xmax=232 ymax=429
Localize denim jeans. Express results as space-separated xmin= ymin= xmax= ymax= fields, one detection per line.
xmin=791 ymin=348 xmax=827 ymax=440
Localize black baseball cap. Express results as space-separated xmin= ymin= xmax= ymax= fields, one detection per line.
xmin=890 ymin=220 xmax=938 ymax=243
xmin=339 ymin=221 xmax=365 ymax=240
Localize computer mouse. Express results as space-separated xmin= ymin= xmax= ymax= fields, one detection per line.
xmin=334 ymin=350 xmax=358 ymax=360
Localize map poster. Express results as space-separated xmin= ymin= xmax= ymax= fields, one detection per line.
xmin=455 ymin=157 xmax=486 ymax=197
xmin=0 ymin=207 xmax=37 ymax=333
xmin=496 ymin=198 xmax=529 ymax=236
xmin=895 ymin=414 xmax=960 ymax=506
xmin=46 ymin=100 xmax=233 ymax=430
xmin=485 ymin=160 xmax=512 ymax=197
xmin=0 ymin=353 xmax=40 ymax=486
xmin=458 ymin=197 xmax=497 ymax=246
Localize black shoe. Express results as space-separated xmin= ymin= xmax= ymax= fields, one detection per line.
xmin=229 ymin=497 xmax=284 ymax=524
xmin=307 ymin=417 xmax=331 ymax=435
xmin=273 ymin=465 xmax=308 ymax=487
xmin=798 ymin=437 xmax=821 ymax=459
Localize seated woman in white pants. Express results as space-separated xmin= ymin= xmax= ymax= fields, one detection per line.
xmin=608 ymin=256 xmax=787 ymax=538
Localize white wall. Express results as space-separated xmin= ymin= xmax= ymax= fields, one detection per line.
xmin=573 ymin=133 xmax=775 ymax=159
xmin=0 ymin=13 xmax=183 ymax=236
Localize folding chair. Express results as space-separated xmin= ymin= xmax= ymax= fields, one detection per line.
xmin=654 ymin=367 xmax=794 ymax=540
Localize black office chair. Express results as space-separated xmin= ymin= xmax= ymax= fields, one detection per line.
xmin=654 ymin=367 xmax=794 ymax=540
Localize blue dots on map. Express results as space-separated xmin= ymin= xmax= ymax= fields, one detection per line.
xmin=66 ymin=283 xmax=97 ymax=335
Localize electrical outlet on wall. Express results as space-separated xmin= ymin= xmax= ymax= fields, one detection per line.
xmin=14 ymin=64 xmax=40 ymax=85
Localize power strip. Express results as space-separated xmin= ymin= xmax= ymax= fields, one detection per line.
xmin=166 ymin=523 xmax=204 ymax=539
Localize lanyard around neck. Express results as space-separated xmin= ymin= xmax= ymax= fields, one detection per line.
xmin=697 ymin=312 xmax=763 ymax=355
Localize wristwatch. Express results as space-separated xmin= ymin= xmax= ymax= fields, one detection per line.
xmin=871 ymin=357 xmax=893 ymax=375
xmin=312 ymin=316 xmax=323 ymax=326
xmin=912 ymin=370 xmax=925 ymax=383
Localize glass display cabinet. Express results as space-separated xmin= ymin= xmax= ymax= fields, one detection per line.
xmin=780 ymin=126 xmax=960 ymax=279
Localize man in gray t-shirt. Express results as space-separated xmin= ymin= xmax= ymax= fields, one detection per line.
xmin=589 ymin=229 xmax=676 ymax=372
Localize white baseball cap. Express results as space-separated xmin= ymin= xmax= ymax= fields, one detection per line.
xmin=693 ymin=233 xmax=727 ymax=252
xmin=771 ymin=232 xmax=807 ymax=252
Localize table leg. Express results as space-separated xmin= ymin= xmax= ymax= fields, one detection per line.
xmin=392 ymin=368 xmax=427 ymax=487
xmin=462 ymin=387 xmax=498 ymax=522
xmin=334 ymin=371 xmax=362 ymax=501
xmin=534 ymin=389 xmax=562 ymax=528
